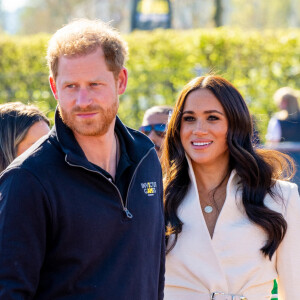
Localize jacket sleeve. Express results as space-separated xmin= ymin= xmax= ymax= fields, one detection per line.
xmin=158 ymin=176 xmax=165 ymax=300
xmin=158 ymin=227 xmax=166 ymax=300
xmin=276 ymin=183 xmax=300 ymax=299
xmin=0 ymin=168 xmax=51 ymax=299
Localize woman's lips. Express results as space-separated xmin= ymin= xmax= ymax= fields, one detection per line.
xmin=191 ymin=141 xmax=213 ymax=148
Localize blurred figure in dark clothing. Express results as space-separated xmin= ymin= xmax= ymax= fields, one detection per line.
xmin=266 ymin=87 xmax=300 ymax=145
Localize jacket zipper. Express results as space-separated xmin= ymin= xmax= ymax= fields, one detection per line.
xmin=65 ymin=157 xmax=132 ymax=219
xmin=64 ymin=147 xmax=153 ymax=219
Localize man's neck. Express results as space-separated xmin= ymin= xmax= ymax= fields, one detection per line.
xmin=74 ymin=127 xmax=118 ymax=179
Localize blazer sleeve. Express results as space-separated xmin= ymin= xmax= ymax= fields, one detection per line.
xmin=276 ymin=183 xmax=300 ymax=299
xmin=0 ymin=168 xmax=51 ymax=299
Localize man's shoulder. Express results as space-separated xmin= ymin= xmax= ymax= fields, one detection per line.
xmin=124 ymin=127 xmax=160 ymax=166
xmin=115 ymin=117 xmax=156 ymax=160
xmin=117 ymin=118 xmax=152 ymax=147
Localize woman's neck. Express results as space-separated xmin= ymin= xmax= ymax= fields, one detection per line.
xmin=191 ymin=160 xmax=230 ymax=193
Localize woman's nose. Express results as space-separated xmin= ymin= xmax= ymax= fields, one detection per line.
xmin=192 ymin=120 xmax=208 ymax=134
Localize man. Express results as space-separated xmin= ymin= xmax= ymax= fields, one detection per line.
xmin=0 ymin=19 xmax=165 ymax=300
xmin=139 ymin=105 xmax=173 ymax=158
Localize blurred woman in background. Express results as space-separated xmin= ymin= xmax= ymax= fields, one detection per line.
xmin=162 ymin=75 xmax=300 ymax=300
xmin=266 ymin=87 xmax=300 ymax=144
xmin=0 ymin=102 xmax=50 ymax=172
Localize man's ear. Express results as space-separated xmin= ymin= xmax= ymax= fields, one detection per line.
xmin=49 ymin=76 xmax=58 ymax=100
xmin=117 ymin=67 xmax=128 ymax=95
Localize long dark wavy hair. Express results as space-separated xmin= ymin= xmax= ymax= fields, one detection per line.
xmin=162 ymin=75 xmax=294 ymax=259
xmin=0 ymin=102 xmax=50 ymax=173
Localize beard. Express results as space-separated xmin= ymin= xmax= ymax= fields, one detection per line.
xmin=59 ymin=99 xmax=119 ymax=137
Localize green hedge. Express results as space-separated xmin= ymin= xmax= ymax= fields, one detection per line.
xmin=0 ymin=34 xmax=56 ymax=121
xmin=0 ymin=28 xmax=299 ymax=139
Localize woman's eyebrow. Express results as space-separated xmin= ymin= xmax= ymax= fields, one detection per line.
xmin=182 ymin=110 xmax=224 ymax=115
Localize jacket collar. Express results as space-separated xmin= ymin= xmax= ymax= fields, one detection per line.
xmin=51 ymin=108 xmax=155 ymax=169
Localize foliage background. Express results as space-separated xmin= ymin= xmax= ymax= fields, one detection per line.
xmin=0 ymin=28 xmax=299 ymax=140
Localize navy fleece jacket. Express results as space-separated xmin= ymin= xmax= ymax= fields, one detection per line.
xmin=0 ymin=112 xmax=165 ymax=300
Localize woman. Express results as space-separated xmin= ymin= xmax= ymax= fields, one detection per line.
xmin=162 ymin=75 xmax=300 ymax=300
xmin=0 ymin=102 xmax=50 ymax=172
xmin=266 ymin=87 xmax=300 ymax=144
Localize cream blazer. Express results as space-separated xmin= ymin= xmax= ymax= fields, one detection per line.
xmin=165 ymin=158 xmax=300 ymax=300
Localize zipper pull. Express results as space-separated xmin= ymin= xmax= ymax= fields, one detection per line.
xmin=124 ymin=207 xmax=133 ymax=219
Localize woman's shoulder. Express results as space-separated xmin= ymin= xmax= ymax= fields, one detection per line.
xmin=274 ymin=110 xmax=289 ymax=121
xmin=265 ymin=180 xmax=299 ymax=216
xmin=273 ymin=179 xmax=298 ymax=194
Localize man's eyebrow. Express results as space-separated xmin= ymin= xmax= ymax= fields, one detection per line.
xmin=61 ymin=81 xmax=74 ymax=86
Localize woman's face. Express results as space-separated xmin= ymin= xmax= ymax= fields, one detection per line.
xmin=180 ymin=88 xmax=229 ymax=169
xmin=16 ymin=120 xmax=50 ymax=156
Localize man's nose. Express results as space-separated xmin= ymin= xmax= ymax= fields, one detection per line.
xmin=76 ymin=88 xmax=92 ymax=107
xmin=148 ymin=130 xmax=157 ymax=142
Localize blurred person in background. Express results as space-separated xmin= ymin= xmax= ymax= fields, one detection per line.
xmin=251 ymin=115 xmax=261 ymax=146
xmin=139 ymin=105 xmax=173 ymax=158
xmin=266 ymin=87 xmax=300 ymax=144
xmin=162 ymin=75 xmax=300 ymax=299
xmin=0 ymin=102 xmax=50 ymax=173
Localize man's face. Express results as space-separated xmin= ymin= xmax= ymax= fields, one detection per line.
xmin=50 ymin=47 xmax=127 ymax=138
xmin=141 ymin=112 xmax=169 ymax=158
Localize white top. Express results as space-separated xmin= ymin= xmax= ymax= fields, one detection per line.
xmin=165 ymin=157 xmax=300 ymax=300
xmin=266 ymin=117 xmax=281 ymax=142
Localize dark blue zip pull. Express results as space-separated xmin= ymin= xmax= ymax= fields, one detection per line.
xmin=124 ymin=207 xmax=133 ymax=219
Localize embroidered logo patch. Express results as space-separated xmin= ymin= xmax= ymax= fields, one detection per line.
xmin=141 ymin=182 xmax=157 ymax=196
